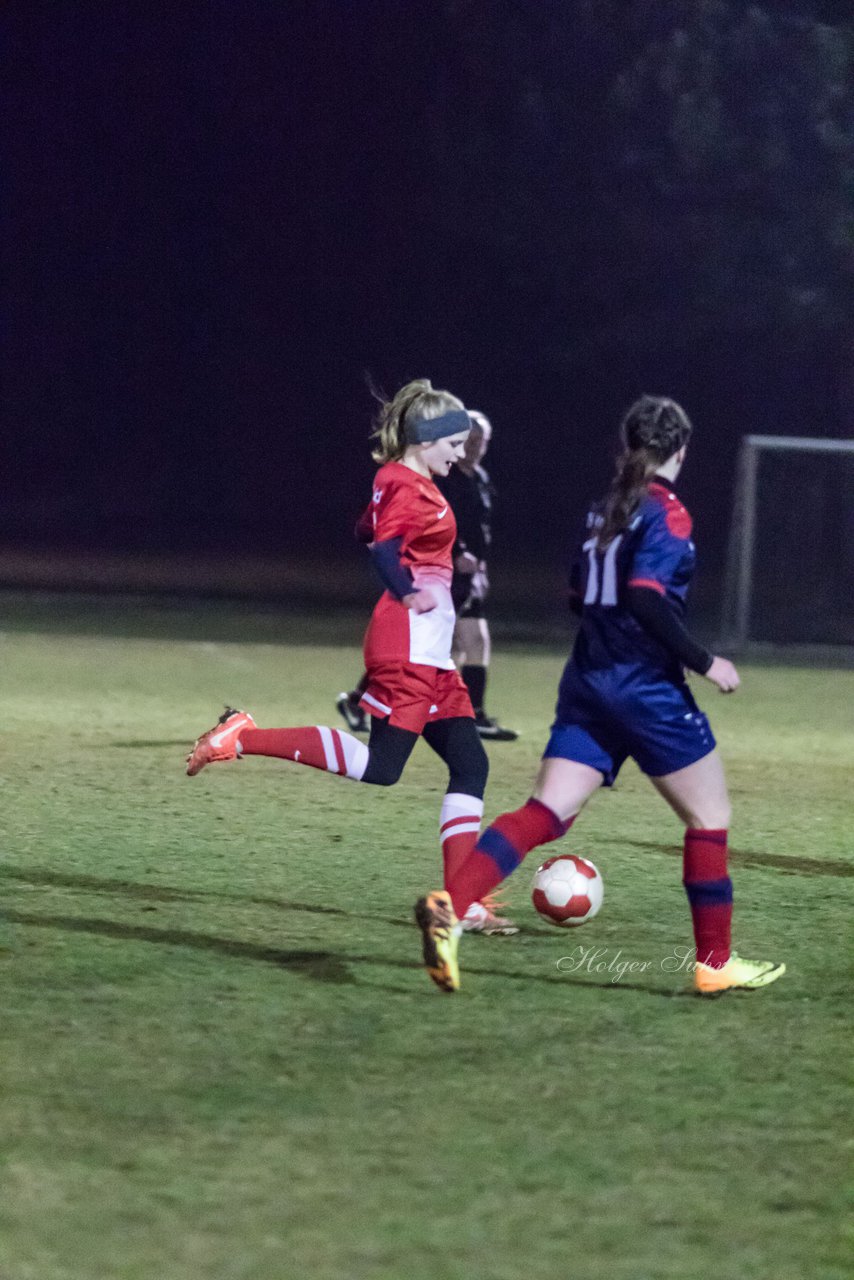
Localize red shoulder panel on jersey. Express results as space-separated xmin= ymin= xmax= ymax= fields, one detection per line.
xmin=649 ymin=482 xmax=693 ymax=539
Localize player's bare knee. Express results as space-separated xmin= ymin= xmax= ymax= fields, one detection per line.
xmin=687 ymin=800 xmax=731 ymax=830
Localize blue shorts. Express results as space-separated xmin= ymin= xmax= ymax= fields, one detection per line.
xmin=545 ymin=670 xmax=716 ymax=786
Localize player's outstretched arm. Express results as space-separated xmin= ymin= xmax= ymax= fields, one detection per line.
xmin=703 ymin=656 xmax=740 ymax=693
xmin=626 ymin=585 xmax=713 ymax=675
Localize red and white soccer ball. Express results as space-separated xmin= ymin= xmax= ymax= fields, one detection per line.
xmin=531 ymin=854 xmax=604 ymax=927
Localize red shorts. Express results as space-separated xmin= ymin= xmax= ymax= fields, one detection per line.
xmin=359 ymin=662 xmax=474 ymax=734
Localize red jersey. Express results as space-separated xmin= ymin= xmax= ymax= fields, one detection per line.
xmin=365 ymin=461 xmax=456 ymax=581
xmin=363 ymin=461 xmax=458 ymax=669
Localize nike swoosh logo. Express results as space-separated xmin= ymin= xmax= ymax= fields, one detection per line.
xmin=209 ymin=723 xmax=242 ymax=748
xmin=436 ymin=506 xmax=448 ymax=519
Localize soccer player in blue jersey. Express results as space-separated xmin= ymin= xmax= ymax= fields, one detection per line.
xmin=415 ymin=395 xmax=786 ymax=995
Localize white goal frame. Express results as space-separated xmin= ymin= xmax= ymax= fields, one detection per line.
xmin=721 ymin=434 xmax=854 ymax=649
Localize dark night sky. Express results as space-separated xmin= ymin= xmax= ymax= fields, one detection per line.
xmin=3 ymin=1 xmax=852 ymax=603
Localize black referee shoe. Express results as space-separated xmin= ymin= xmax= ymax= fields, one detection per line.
xmin=474 ymin=713 xmax=518 ymax=742
xmin=335 ymin=692 xmax=368 ymax=734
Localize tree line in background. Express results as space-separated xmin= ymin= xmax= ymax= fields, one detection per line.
xmin=2 ymin=0 xmax=852 ymax=569
xmin=423 ymin=0 xmax=852 ymax=406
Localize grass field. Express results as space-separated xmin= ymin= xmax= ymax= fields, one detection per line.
xmin=1 ymin=597 xmax=852 ymax=1280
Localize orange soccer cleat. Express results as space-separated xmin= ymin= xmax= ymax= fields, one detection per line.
xmin=186 ymin=707 xmax=257 ymax=776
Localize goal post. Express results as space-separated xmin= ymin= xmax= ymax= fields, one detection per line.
xmin=721 ymin=435 xmax=854 ymax=650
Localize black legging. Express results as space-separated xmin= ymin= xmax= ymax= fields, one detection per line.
xmin=361 ymin=715 xmax=489 ymax=798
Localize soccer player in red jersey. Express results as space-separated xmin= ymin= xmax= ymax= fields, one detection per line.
xmin=336 ymin=409 xmax=518 ymax=742
xmin=415 ymin=395 xmax=786 ymax=995
xmin=186 ymin=380 xmax=514 ymax=980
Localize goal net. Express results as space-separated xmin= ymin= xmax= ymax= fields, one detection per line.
xmin=721 ymin=435 xmax=854 ymax=648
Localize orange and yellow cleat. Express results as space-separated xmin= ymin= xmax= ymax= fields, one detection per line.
xmin=414 ymin=890 xmax=462 ymax=992
xmin=694 ymin=952 xmax=786 ymax=997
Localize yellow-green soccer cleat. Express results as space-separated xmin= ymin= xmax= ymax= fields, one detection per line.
xmin=694 ymin=953 xmax=786 ymax=997
xmin=414 ymin=890 xmax=462 ymax=992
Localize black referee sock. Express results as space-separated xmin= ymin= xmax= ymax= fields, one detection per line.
xmin=461 ymin=664 xmax=487 ymax=716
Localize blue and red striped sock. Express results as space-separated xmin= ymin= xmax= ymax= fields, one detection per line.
xmin=683 ymin=827 xmax=732 ymax=969
xmin=448 ymin=798 xmax=574 ymax=919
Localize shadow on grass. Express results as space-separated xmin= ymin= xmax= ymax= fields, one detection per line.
xmin=614 ymin=839 xmax=853 ymax=879
xmin=0 ymin=862 xmax=647 ymax=949
xmin=5 ymin=910 xmax=358 ymax=985
xmin=0 ymin=862 xmax=411 ymax=928
xmin=2 ymin=906 xmax=686 ymax=998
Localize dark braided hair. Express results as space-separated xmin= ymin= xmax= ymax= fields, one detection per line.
xmin=596 ymin=395 xmax=694 ymax=547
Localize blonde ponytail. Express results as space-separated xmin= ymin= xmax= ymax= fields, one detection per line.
xmin=370 ymin=378 xmax=466 ymax=463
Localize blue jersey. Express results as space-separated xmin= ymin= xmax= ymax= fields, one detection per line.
xmin=568 ymin=479 xmax=696 ymax=685
xmin=548 ymin=479 xmax=715 ymax=783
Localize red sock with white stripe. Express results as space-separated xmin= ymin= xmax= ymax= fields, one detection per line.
xmin=238 ymin=726 xmax=369 ymax=780
xmin=440 ymin=793 xmax=484 ymax=886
